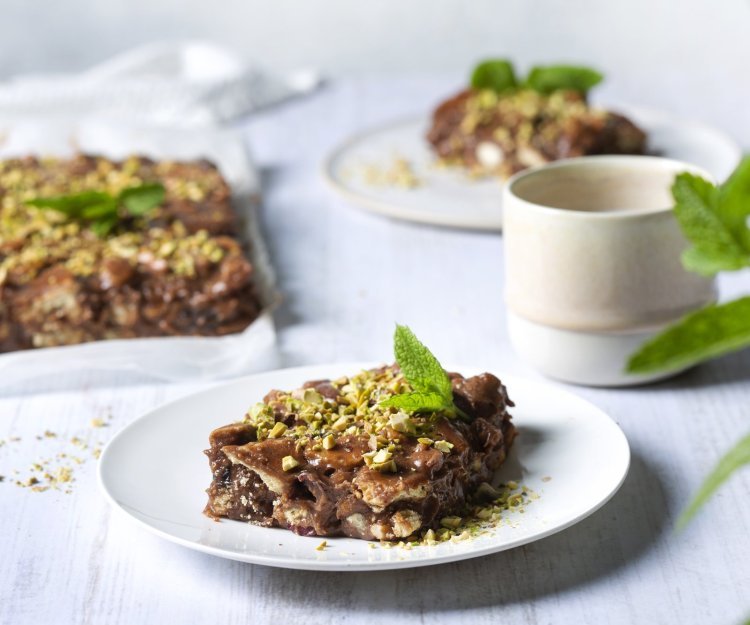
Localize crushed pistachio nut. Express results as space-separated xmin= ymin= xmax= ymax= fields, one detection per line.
xmin=372 ymin=448 xmax=392 ymax=464
xmin=475 ymin=482 xmax=502 ymax=500
xmin=267 ymin=422 xmax=288 ymax=439
xmin=281 ymin=455 xmax=300 ymax=472
xmin=330 ymin=416 xmax=350 ymax=432
xmin=361 ymin=156 xmax=422 ymax=189
xmin=236 ymin=366 xmax=467 ymax=472
xmin=388 ymin=412 xmax=416 ymax=435
xmin=440 ymin=516 xmax=462 ymax=529
xmin=434 ymin=440 xmax=454 ymax=454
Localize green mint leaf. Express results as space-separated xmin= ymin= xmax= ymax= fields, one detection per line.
xmin=673 ymin=172 xmax=750 ymax=275
xmin=90 ymin=216 xmax=119 ymax=238
xmin=119 ymin=182 xmax=165 ymax=216
xmin=525 ymin=64 xmax=603 ymax=95
xmin=471 ymin=59 xmax=517 ymax=93
xmin=27 ymin=190 xmax=112 ymax=218
xmin=26 ymin=182 xmax=165 ymax=238
xmin=80 ymin=199 xmax=118 ymax=220
xmin=381 ymin=325 xmax=463 ymax=418
xmin=380 ymin=391 xmax=450 ymax=415
xmin=716 ymin=156 xmax=750 ymax=252
xmin=627 ymin=297 xmax=750 ymax=374
xmin=676 ymin=432 xmax=750 ymax=530
xmin=393 ymin=325 xmax=452 ymax=400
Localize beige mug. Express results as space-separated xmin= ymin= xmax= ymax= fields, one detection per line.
xmin=503 ymin=155 xmax=717 ymax=386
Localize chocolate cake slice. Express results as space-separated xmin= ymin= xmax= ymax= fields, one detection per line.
xmin=427 ymin=88 xmax=646 ymax=179
xmin=204 ymin=365 xmax=516 ymax=541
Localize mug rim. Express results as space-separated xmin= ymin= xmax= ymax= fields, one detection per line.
xmin=505 ymin=155 xmax=714 ymax=220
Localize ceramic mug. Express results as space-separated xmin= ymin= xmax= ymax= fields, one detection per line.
xmin=503 ymin=155 xmax=717 ymax=386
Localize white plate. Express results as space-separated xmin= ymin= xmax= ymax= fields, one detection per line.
xmin=323 ymin=106 xmax=741 ymax=231
xmin=99 ymin=363 xmax=630 ymax=571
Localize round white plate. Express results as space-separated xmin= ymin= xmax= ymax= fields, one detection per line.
xmin=323 ymin=107 xmax=741 ymax=231
xmin=98 ymin=363 xmax=630 ymax=571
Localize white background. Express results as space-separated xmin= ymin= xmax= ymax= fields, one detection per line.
xmin=2 ymin=0 xmax=749 ymax=145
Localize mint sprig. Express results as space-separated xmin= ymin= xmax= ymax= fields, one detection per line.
xmin=380 ymin=325 xmax=464 ymax=418
xmin=677 ymin=432 xmax=750 ymax=530
xmin=627 ymin=157 xmax=750 ymax=375
xmin=471 ymin=60 xmax=517 ymax=94
xmin=672 ymin=172 xmax=750 ymax=275
xmin=525 ymin=64 xmax=603 ymax=95
xmin=27 ymin=182 xmax=165 ymax=237
xmin=470 ymin=58 xmax=603 ymax=96
xmin=626 ymin=156 xmax=750 ymax=531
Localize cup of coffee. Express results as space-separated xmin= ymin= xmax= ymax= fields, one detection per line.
xmin=503 ymin=155 xmax=716 ymax=386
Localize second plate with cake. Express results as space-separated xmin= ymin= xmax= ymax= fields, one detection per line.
xmin=324 ymin=107 xmax=740 ymax=231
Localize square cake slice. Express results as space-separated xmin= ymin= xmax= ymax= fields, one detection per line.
xmin=0 ymin=154 xmax=263 ymax=351
xmin=204 ymin=365 xmax=516 ymax=541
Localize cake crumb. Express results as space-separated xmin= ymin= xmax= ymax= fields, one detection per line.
xmin=361 ymin=156 xmax=422 ymax=189
xmin=315 ymin=540 xmax=328 ymax=552
xmin=4 ymin=419 xmax=112 ymax=494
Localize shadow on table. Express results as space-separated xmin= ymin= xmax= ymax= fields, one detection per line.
xmin=230 ymin=449 xmax=669 ymax=611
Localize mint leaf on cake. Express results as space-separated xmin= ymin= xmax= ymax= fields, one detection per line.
xmin=525 ymin=64 xmax=603 ymax=95
xmin=380 ymin=324 xmax=464 ymax=418
xmin=27 ymin=181 xmax=166 ymax=237
xmin=470 ymin=59 xmax=518 ymax=93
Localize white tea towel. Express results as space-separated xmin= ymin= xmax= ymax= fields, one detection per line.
xmin=0 ymin=41 xmax=320 ymax=126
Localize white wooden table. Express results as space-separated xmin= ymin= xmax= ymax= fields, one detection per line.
xmin=2 ymin=77 xmax=749 ymax=625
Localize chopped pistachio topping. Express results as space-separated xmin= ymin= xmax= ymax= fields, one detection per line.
xmin=388 ymin=411 xmax=416 ymax=435
xmin=240 ymin=367 xmax=460 ymax=462
xmin=440 ymin=516 xmax=462 ymax=529
xmin=369 ymin=482 xmax=538 ymax=549
xmin=237 ymin=365 xmax=476 ymax=477
xmin=0 ymin=156 xmax=229 ymax=284
xmin=371 ymin=448 xmax=392 ymax=464
xmin=330 ymin=416 xmax=350 ymax=432
xmin=434 ymin=440 xmax=454 ymax=454
xmin=267 ymin=422 xmax=288 ymax=439
xmin=281 ymin=456 xmax=299 ymax=472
